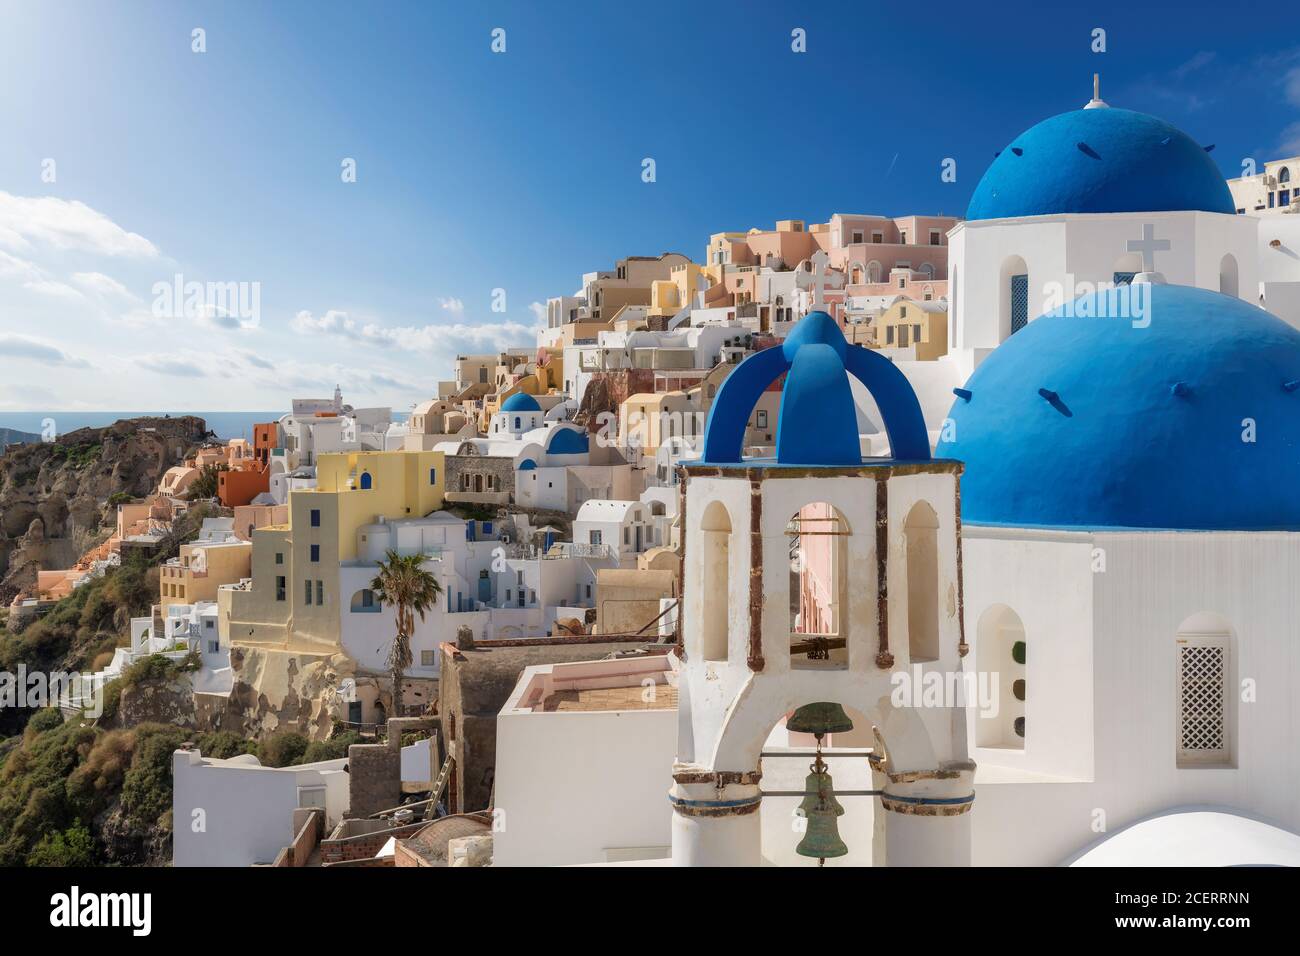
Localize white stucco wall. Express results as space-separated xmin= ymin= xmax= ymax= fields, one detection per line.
xmin=967 ymin=529 xmax=1300 ymax=865
xmin=494 ymin=707 xmax=676 ymax=866
xmin=172 ymin=751 xmax=348 ymax=867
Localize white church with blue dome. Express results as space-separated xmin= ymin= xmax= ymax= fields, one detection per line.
xmin=934 ymin=84 xmax=1300 ymax=866
xmin=935 ymin=80 xmax=1262 ymax=396
xmin=665 ymin=82 xmax=1300 ymax=867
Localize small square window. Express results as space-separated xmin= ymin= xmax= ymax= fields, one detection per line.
xmin=310 ymin=509 xmax=321 ymax=527
xmin=310 ymin=544 xmax=320 ymax=562
xmin=420 ymin=650 xmax=435 ymax=667
xmin=275 ymin=552 xmax=283 ymax=565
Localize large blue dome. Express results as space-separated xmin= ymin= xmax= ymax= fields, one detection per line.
xmin=966 ymin=107 xmax=1235 ymax=221
xmin=936 ymin=284 xmax=1300 ymax=530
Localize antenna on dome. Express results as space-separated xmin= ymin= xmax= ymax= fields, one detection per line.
xmin=1084 ymin=73 xmax=1109 ymax=109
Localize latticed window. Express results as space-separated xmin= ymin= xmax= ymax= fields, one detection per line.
xmin=1177 ymin=637 xmax=1230 ymax=767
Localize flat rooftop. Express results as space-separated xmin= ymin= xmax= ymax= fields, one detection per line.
xmin=542 ymin=682 xmax=678 ymax=712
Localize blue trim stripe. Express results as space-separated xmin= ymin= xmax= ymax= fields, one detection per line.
xmin=883 ymin=793 xmax=974 ymax=806
xmin=669 ymin=795 xmax=762 ymax=810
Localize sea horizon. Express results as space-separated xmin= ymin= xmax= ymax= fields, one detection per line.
xmin=0 ymin=410 xmax=409 ymax=442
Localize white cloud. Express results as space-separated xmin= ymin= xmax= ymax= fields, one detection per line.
xmin=529 ymin=300 xmax=547 ymax=324
xmin=72 ymin=271 xmax=137 ymax=300
xmin=291 ymin=308 xmax=539 ymax=355
xmin=23 ymin=278 xmax=85 ymax=301
xmin=439 ymin=297 xmax=465 ymax=316
xmin=0 ymin=192 xmax=159 ymax=257
xmin=1286 ymin=67 xmax=1300 ymax=108
xmin=0 ymin=334 xmax=91 ymax=368
xmin=1278 ymin=121 xmax=1300 ymax=156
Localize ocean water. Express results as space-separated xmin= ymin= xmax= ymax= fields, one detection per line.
xmin=0 ymin=410 xmax=410 ymax=442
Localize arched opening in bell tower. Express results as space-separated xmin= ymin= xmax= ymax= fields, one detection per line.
xmin=700 ymin=501 xmax=732 ymax=661
xmin=786 ymin=503 xmax=849 ymax=669
xmin=904 ymin=500 xmax=940 ymax=663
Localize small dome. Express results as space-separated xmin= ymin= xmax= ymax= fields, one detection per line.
xmin=546 ymin=427 xmax=589 ymax=456
xmin=500 ymin=392 xmax=541 ymax=413
xmin=967 ymin=107 xmax=1234 ymax=221
xmin=937 ymin=284 xmax=1300 ymax=530
xmin=701 ymin=310 xmax=930 ymax=466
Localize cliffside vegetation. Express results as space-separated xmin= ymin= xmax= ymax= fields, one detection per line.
xmin=0 ymin=717 xmax=363 ymax=866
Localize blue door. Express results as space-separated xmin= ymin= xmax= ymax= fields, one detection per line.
xmin=1010 ymin=274 xmax=1029 ymax=335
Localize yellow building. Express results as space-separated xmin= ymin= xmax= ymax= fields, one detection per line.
xmin=220 ymin=449 xmax=446 ymax=650
xmin=648 ymin=263 xmax=710 ymax=319
xmin=875 ymin=299 xmax=949 ymax=361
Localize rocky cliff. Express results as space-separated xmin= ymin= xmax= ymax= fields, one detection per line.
xmin=0 ymin=416 xmax=209 ymax=604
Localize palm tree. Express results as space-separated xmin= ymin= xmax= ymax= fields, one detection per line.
xmin=370 ymin=549 xmax=442 ymax=719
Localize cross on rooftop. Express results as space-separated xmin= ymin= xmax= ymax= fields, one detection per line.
xmin=1127 ymin=223 xmax=1171 ymax=273
xmin=809 ymin=251 xmax=833 ymax=310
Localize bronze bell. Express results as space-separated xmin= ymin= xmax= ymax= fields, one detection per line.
xmin=796 ymin=763 xmax=848 ymax=862
xmin=787 ymin=701 xmax=854 ymax=737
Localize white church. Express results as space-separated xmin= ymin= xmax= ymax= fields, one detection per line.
xmin=492 ymin=83 xmax=1300 ymax=867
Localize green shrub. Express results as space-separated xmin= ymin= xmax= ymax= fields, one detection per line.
xmin=27 ymin=823 xmax=94 ymax=867
xmin=300 ymin=731 xmax=362 ymax=764
xmin=25 ymin=709 xmax=64 ymax=736
xmin=120 ymin=724 xmax=188 ymax=827
xmin=259 ymin=732 xmax=308 ymax=768
xmin=196 ymin=730 xmax=257 ymax=760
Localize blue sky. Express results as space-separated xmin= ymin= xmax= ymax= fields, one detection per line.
xmin=1 ymin=0 xmax=1296 ymax=411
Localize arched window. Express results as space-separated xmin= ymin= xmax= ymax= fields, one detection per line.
xmin=920 ymin=262 xmax=934 ymax=279
xmin=514 ymin=416 xmax=522 ymax=429
xmin=866 ymin=260 xmax=883 ymax=283
xmin=975 ymin=604 xmax=1025 ymax=749
xmin=1176 ymin=612 xmax=1236 ymax=768
xmin=350 ymin=588 xmax=381 ymax=613
xmin=700 ymin=502 xmax=732 ymax=661
xmin=1219 ymin=253 xmax=1239 ymax=298
xmin=787 ymin=503 xmax=848 ymax=669
xmin=359 ymin=471 xmax=373 ymax=490
xmin=1280 ymin=167 xmax=1291 ymax=184
xmin=904 ymin=501 xmax=940 ymax=662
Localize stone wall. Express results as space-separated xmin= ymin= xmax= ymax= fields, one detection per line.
xmin=445 ymin=454 xmax=516 ymax=500
xmin=347 ymin=743 xmax=401 ymax=819
xmin=319 ymin=819 xmax=427 ymax=864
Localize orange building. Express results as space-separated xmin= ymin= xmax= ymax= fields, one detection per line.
xmin=216 ymin=421 xmax=277 ymax=507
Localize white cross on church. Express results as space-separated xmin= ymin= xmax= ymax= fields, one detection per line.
xmin=1127 ymin=223 xmax=1171 ymax=274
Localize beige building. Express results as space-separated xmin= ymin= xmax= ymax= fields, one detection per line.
xmin=593 ymin=567 xmax=676 ymax=635
xmin=161 ymin=539 xmax=252 ymax=608
xmin=1227 ymin=158 xmax=1300 ymax=215
xmin=874 ymin=298 xmax=949 ymax=360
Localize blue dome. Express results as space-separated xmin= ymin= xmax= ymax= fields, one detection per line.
xmin=966 ymin=107 xmax=1235 ymax=221
xmin=500 ymin=392 xmax=541 ymax=412
xmin=936 ymin=284 xmax=1300 ymax=530
xmin=701 ymin=311 xmax=931 ymax=466
xmin=546 ymin=427 xmax=589 ymax=456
